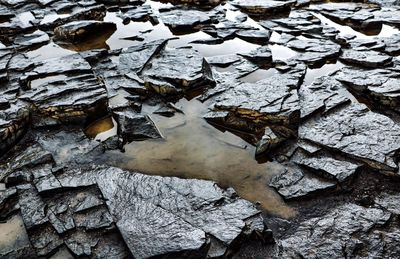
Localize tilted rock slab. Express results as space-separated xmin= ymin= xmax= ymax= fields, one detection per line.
xmin=299 ymin=103 xmax=400 ymax=171
xmin=55 ymin=167 xmax=266 ymax=258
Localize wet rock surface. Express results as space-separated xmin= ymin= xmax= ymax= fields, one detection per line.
xmin=1 ymin=0 xmax=400 ymax=258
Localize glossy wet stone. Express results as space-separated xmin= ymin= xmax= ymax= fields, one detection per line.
xmin=231 ymin=0 xmax=294 ymax=16
xmin=299 ymin=76 xmax=351 ymax=119
xmin=299 ymin=103 xmax=400 ymax=171
xmin=141 ymin=46 xmax=215 ymax=94
xmin=334 ymin=66 xmax=400 ymax=112
xmin=1 ymin=0 xmax=400 ymax=258
xmin=340 ymin=49 xmax=393 ymax=68
xmin=269 ymin=167 xmax=336 ymax=200
xmin=53 ymin=166 xmax=268 ymax=258
xmin=54 ymin=20 xmax=117 ymax=43
xmin=20 ymin=73 xmax=108 ymax=125
xmin=276 ymin=203 xmax=392 ymax=258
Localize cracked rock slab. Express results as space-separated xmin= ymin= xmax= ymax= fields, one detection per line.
xmin=269 ymin=167 xmax=336 ymax=200
xmin=340 ymin=49 xmax=393 ymax=68
xmin=299 ymin=103 xmax=400 ymax=171
xmin=56 ymin=166 xmax=266 ymax=258
xmin=276 ymin=203 xmax=391 ymax=258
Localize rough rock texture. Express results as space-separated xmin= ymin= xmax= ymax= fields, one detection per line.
xmin=270 ymin=167 xmax=336 ymax=200
xmin=299 ymin=103 xmax=400 ymax=171
xmin=340 ymin=49 xmax=393 ymax=68
xmin=54 ymin=20 xmax=117 ymax=43
xmin=213 ymin=72 xmax=302 ymax=130
xmin=231 ymin=0 xmax=295 ymax=16
xmin=141 ymin=47 xmax=215 ymax=95
xmin=276 ymin=203 xmax=392 ymax=258
xmin=334 ymin=66 xmax=400 ymax=112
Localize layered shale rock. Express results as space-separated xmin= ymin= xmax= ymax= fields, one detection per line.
xmin=0 ymin=102 xmax=30 ymax=157
xmin=20 ymin=73 xmax=108 ymax=125
xmin=276 ymin=203 xmax=393 ymax=258
xmin=299 ymin=103 xmax=400 ymax=171
xmin=54 ymin=20 xmax=117 ymax=43
xmin=231 ymin=0 xmax=295 ymax=16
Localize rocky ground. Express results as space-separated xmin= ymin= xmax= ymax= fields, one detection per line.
xmin=1 ymin=0 xmax=400 ymax=258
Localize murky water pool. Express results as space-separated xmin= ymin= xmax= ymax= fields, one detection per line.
xmin=0 ymin=214 xmax=30 ymax=256
xmin=102 ymin=99 xmax=295 ymax=218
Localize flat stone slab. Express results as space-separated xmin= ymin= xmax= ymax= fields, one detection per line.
xmin=213 ymin=72 xmax=302 ymax=128
xmin=56 ymin=166 xmax=265 ymax=258
xmin=334 ymin=66 xmax=400 ymax=112
xmin=269 ymin=167 xmax=336 ymax=200
xmin=292 ymin=150 xmax=360 ymax=182
xmin=340 ymin=49 xmax=393 ymax=68
xmin=299 ymin=103 xmax=400 ymax=171
xmin=160 ymin=9 xmax=212 ymax=29
xmin=231 ymin=0 xmax=295 ymax=15
xmin=54 ymin=20 xmax=117 ymax=43
xmin=277 ymin=203 xmax=392 ymax=258
xmin=141 ymin=47 xmax=215 ymax=94
xmin=19 ymin=73 xmax=108 ymax=124
xmin=299 ymin=76 xmax=351 ymax=119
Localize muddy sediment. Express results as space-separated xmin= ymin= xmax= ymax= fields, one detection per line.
xmin=1 ymin=0 xmax=400 ymax=258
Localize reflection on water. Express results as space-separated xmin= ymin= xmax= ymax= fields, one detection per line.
xmin=84 ymin=116 xmax=117 ymax=142
xmin=26 ymin=42 xmax=74 ymax=62
xmin=303 ymin=61 xmax=344 ymax=86
xmin=269 ymin=44 xmax=297 ymax=60
xmin=191 ymin=38 xmax=260 ymax=57
xmin=313 ymin=12 xmax=400 ymax=39
xmin=240 ymin=68 xmax=278 ymax=83
xmin=55 ymin=26 xmax=116 ymax=52
xmin=0 ymin=214 xmax=30 ymax=255
xmin=104 ymin=99 xmax=295 ymax=218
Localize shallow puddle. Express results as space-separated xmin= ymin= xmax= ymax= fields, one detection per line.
xmin=26 ymin=42 xmax=75 ymax=62
xmin=303 ymin=61 xmax=344 ymax=86
xmin=190 ymin=38 xmax=260 ymax=57
xmin=269 ymin=44 xmax=297 ymax=60
xmin=240 ymin=68 xmax=279 ymax=83
xmin=0 ymin=214 xmax=30 ymax=256
xmin=312 ymin=12 xmax=400 ymax=39
xmin=104 ymin=99 xmax=295 ymax=218
xmin=84 ymin=116 xmax=117 ymax=142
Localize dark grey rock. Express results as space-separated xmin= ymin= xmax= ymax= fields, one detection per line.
xmin=340 ymin=49 xmax=393 ymax=68
xmin=54 ymin=20 xmax=116 ymax=43
xmin=299 ymin=103 xmax=400 ymax=171
xmin=287 ymin=38 xmax=341 ymax=66
xmin=56 ymin=166 xmax=266 ymax=258
xmin=17 ymin=184 xmax=48 ymax=229
xmin=239 ymin=46 xmax=273 ymax=66
xmin=231 ymin=0 xmax=295 ymax=16
xmin=213 ymin=73 xmax=301 ymax=129
xmin=270 ymin=167 xmax=336 ymax=200
xmin=160 ymin=9 xmax=211 ymax=29
xmin=299 ymin=76 xmax=351 ymax=119
xmin=14 ymin=30 xmax=50 ymax=49
xmin=118 ymin=39 xmax=167 ymax=74
xmin=20 ymin=73 xmax=108 ymax=125
xmin=0 ymin=102 xmax=30 ymax=158
xmin=334 ymin=66 xmax=400 ymax=113
xmin=375 ymin=193 xmax=400 ymax=215
xmin=114 ymin=109 xmax=162 ymax=142
xmin=38 ymin=130 xmax=105 ymax=165
xmin=292 ymin=150 xmax=360 ymax=182
xmin=256 ymin=127 xmax=286 ymax=156
xmin=1 ymin=143 xmax=53 ymax=182
xmin=141 ymin=47 xmax=215 ymax=95
xmin=276 ymin=203 xmax=391 ymax=258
